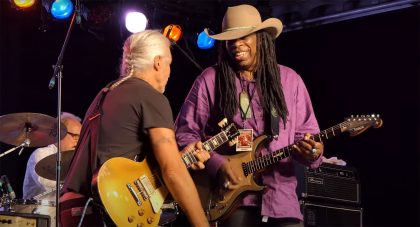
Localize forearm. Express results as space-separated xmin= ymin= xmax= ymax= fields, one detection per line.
xmin=150 ymin=128 xmax=208 ymax=227
xmin=162 ymin=165 xmax=208 ymax=227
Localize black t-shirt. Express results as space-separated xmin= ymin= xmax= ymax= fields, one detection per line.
xmin=63 ymin=77 xmax=174 ymax=195
xmin=97 ymin=78 xmax=174 ymax=164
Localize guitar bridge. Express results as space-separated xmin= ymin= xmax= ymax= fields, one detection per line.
xmin=127 ymin=183 xmax=142 ymax=206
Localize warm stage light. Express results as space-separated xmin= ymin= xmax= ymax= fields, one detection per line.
xmin=12 ymin=0 xmax=36 ymax=9
xmin=125 ymin=12 xmax=148 ymax=33
xmin=163 ymin=24 xmax=182 ymax=42
xmin=197 ymin=31 xmax=215 ymax=49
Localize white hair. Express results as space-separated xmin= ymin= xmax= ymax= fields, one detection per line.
xmin=60 ymin=112 xmax=81 ymax=123
xmin=120 ymin=30 xmax=171 ymax=77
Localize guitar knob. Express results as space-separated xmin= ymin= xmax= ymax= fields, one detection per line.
xmin=128 ymin=216 xmax=135 ymax=223
xmin=147 ymin=217 xmax=154 ymax=224
xmin=138 ymin=209 xmax=145 ymax=216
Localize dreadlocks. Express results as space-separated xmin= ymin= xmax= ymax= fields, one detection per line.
xmin=216 ymin=30 xmax=289 ymax=129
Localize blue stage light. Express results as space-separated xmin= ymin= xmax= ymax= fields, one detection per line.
xmin=197 ymin=31 xmax=215 ymax=50
xmin=50 ymin=0 xmax=73 ymax=20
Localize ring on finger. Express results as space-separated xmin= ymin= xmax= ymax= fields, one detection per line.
xmin=311 ymin=148 xmax=317 ymax=155
xmin=223 ymin=181 xmax=230 ymax=188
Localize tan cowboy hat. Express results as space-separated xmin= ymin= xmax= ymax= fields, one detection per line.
xmin=205 ymin=4 xmax=283 ymax=41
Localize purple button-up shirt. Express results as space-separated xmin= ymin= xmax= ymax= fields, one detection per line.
xmin=174 ymin=65 xmax=322 ymax=220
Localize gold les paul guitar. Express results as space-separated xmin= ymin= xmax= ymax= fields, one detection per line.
xmin=202 ymin=114 xmax=383 ymax=222
xmin=96 ymin=119 xmax=239 ymax=226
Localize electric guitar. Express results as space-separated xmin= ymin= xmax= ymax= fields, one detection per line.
xmin=202 ymin=114 xmax=383 ymax=222
xmin=96 ymin=119 xmax=239 ymax=226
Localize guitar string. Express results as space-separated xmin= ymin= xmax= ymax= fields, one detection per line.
xmin=247 ymin=118 xmax=378 ymax=173
xmin=245 ymin=121 xmax=356 ymax=173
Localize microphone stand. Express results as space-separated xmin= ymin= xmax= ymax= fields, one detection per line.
xmin=47 ymin=1 xmax=80 ymax=225
xmin=171 ymin=41 xmax=203 ymax=71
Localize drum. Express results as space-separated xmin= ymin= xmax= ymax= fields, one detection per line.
xmin=158 ymin=201 xmax=179 ymax=226
xmin=11 ymin=199 xmax=56 ymax=227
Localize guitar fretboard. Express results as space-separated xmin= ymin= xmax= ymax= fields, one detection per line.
xmin=242 ymin=121 xmax=352 ymax=176
xmin=181 ymin=131 xmax=229 ymax=168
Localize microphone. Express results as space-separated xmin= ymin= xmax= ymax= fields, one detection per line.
xmin=75 ymin=0 xmax=81 ymax=25
xmin=1 ymin=175 xmax=16 ymax=199
xmin=48 ymin=76 xmax=56 ymax=89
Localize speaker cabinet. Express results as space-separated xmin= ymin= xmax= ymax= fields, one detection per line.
xmin=301 ymin=201 xmax=363 ymax=227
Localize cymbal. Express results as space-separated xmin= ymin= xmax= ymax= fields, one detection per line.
xmin=0 ymin=112 xmax=67 ymax=147
xmin=35 ymin=149 xmax=75 ymax=181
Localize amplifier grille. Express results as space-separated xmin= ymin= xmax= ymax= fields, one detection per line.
xmin=298 ymin=163 xmax=360 ymax=204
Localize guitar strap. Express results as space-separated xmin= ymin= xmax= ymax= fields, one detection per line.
xmin=266 ymin=107 xmax=279 ymax=141
xmin=88 ymin=85 xmax=110 ymax=175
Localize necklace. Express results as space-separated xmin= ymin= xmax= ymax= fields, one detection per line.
xmin=239 ymin=77 xmax=256 ymax=121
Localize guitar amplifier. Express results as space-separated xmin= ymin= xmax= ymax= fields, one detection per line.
xmin=0 ymin=211 xmax=50 ymax=227
xmin=301 ymin=201 xmax=363 ymax=227
xmin=296 ymin=162 xmax=361 ymax=204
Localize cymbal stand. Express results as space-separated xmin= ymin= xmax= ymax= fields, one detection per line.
xmin=0 ymin=138 xmax=30 ymax=158
xmin=47 ymin=1 xmax=80 ymax=225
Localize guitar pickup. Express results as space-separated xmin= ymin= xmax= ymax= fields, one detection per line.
xmin=139 ymin=175 xmax=155 ymax=197
xmin=135 ymin=179 xmax=148 ymax=200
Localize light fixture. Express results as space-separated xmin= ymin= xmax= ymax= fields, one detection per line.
xmin=197 ymin=30 xmax=215 ymax=50
xmin=11 ymin=0 xmax=36 ymax=9
xmin=125 ymin=11 xmax=148 ymax=33
xmin=162 ymin=24 xmax=182 ymax=42
xmin=42 ymin=0 xmax=74 ymax=20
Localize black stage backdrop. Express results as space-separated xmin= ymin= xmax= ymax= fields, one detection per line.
xmin=0 ymin=2 xmax=418 ymax=226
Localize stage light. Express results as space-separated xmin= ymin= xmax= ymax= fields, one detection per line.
xmin=51 ymin=0 xmax=73 ymax=20
xmin=11 ymin=0 xmax=36 ymax=9
xmin=42 ymin=0 xmax=74 ymax=20
xmin=125 ymin=11 xmax=148 ymax=33
xmin=162 ymin=24 xmax=182 ymax=42
xmin=197 ymin=31 xmax=215 ymax=50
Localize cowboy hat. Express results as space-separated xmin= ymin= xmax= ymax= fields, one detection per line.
xmin=205 ymin=4 xmax=283 ymax=41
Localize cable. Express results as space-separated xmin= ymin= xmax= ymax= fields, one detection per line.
xmin=77 ymin=197 xmax=93 ymax=227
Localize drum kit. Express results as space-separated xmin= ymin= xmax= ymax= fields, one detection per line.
xmin=0 ymin=112 xmax=179 ymax=226
xmin=0 ymin=112 xmax=68 ymax=227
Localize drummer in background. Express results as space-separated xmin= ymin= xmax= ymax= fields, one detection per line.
xmin=22 ymin=112 xmax=82 ymax=199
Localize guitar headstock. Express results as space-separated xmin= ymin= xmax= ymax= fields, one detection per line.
xmin=344 ymin=114 xmax=383 ymax=136
xmin=218 ymin=118 xmax=240 ymax=146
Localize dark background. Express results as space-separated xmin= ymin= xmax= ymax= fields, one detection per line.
xmin=0 ymin=1 xmax=419 ymax=226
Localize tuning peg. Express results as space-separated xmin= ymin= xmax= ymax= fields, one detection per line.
xmin=218 ymin=118 xmax=228 ymax=128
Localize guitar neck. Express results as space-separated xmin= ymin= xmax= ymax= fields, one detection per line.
xmin=181 ymin=131 xmax=229 ymax=169
xmin=243 ymin=121 xmax=349 ymax=176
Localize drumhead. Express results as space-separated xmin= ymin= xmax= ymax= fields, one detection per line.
xmin=12 ymin=199 xmax=56 ymax=207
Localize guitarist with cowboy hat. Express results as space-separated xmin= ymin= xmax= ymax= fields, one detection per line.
xmin=175 ymin=4 xmax=324 ymax=227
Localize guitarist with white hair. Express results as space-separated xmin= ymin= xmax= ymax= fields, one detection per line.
xmin=60 ymin=30 xmax=209 ymax=227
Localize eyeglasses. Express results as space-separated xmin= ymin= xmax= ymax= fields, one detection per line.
xmin=67 ymin=131 xmax=80 ymax=140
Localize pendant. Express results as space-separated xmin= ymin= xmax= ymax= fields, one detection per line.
xmin=240 ymin=91 xmax=252 ymax=119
